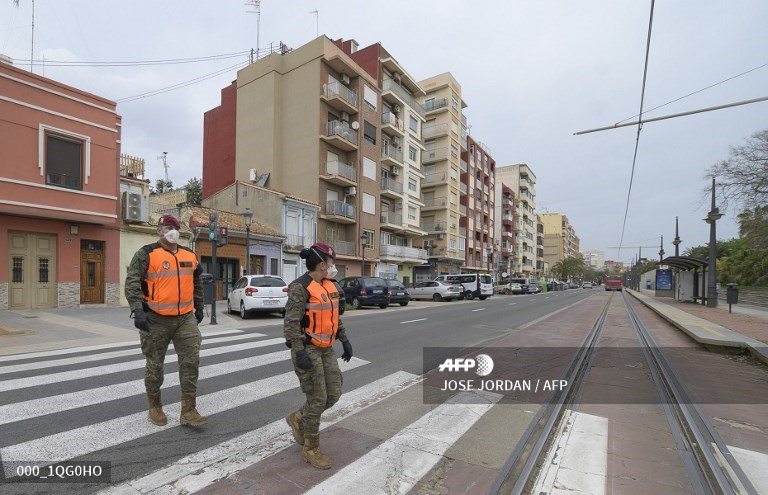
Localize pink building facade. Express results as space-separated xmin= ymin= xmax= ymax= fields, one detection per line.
xmin=0 ymin=62 xmax=122 ymax=309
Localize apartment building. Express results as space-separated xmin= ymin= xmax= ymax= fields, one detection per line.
xmin=581 ymin=248 xmax=605 ymax=270
xmin=541 ymin=212 xmax=581 ymax=269
xmin=203 ymin=37 xmax=429 ymax=281
xmin=461 ymin=135 xmax=496 ymax=274
xmin=0 ymin=61 xmax=122 ymax=309
xmin=495 ymin=164 xmax=537 ymax=278
xmin=413 ymin=73 xmax=467 ymax=282
xmin=493 ymin=183 xmax=516 ymax=277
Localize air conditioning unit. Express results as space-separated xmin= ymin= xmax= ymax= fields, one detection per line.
xmin=436 ymin=233 xmax=445 ymax=240
xmin=392 ymin=136 xmax=401 ymax=146
xmin=340 ymin=111 xmax=350 ymax=122
xmin=343 ymin=186 xmax=357 ymax=196
xmin=390 ymin=166 xmax=400 ymax=176
xmin=122 ymin=191 xmax=148 ymax=223
xmin=249 ymin=168 xmax=258 ymax=181
xmin=393 ymin=104 xmax=401 ymax=113
xmin=341 ymin=74 xmax=351 ymax=85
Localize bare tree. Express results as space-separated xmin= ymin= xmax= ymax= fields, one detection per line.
xmin=706 ymin=129 xmax=768 ymax=210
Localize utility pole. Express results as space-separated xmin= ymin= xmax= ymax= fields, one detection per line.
xmin=209 ymin=212 xmax=219 ymax=325
xmin=705 ymin=177 xmax=723 ymax=308
xmin=157 ymin=152 xmax=170 ymax=183
xmin=672 ymin=216 xmax=681 ymax=256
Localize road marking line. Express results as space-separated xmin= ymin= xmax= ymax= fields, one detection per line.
xmin=0 ymin=332 xmax=270 ymax=374
xmin=101 ymin=371 xmax=422 ymax=495
xmin=0 ymin=329 xmax=246 ymax=362
xmin=727 ymin=445 xmax=768 ymax=493
xmin=0 ymin=338 xmax=286 ymax=393
xmin=0 ymin=358 xmax=370 ymax=470
xmin=305 ymin=390 xmax=500 ymax=494
xmin=401 ymin=318 xmax=427 ymax=324
xmin=0 ymin=350 xmax=291 ymax=426
xmin=508 ymin=303 xmax=517 ymax=306
xmin=472 ymin=308 xmax=485 ymax=312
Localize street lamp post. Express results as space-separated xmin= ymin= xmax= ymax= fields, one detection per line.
xmin=704 ymin=177 xmax=723 ymax=308
xmin=360 ymin=233 xmax=367 ymax=276
xmin=243 ymin=207 xmax=253 ymax=275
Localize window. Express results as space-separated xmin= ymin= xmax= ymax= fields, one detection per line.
xmin=12 ymin=256 xmax=24 ymax=283
xmin=363 ymin=85 xmax=377 ymax=110
xmin=363 ymin=157 xmax=376 ymax=179
xmin=270 ymin=258 xmax=279 ymax=275
xmin=408 ymin=206 xmax=417 ymax=221
xmin=364 ymin=121 xmax=376 ymax=145
xmin=408 ymin=179 xmax=417 ymax=192
xmin=459 ymin=238 xmax=466 ymax=251
xmin=450 ymin=192 xmax=458 ymax=204
xmin=450 ymin=239 xmax=456 ymax=250
xmin=451 ymin=121 xmax=459 ymax=135
xmin=408 ymin=146 xmax=417 ymax=162
xmin=362 ymin=192 xmax=376 ymax=214
xmin=39 ymin=257 xmax=50 ymax=283
xmin=46 ymin=132 xmax=83 ymax=190
xmin=409 ymin=115 xmax=419 ymax=133
xmin=450 ymin=168 xmax=458 ymax=180
xmin=451 ymin=144 xmax=459 ymax=157
xmin=451 ymin=96 xmax=459 ymax=110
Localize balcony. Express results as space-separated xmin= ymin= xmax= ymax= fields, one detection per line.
xmin=422 ymin=147 xmax=449 ymax=164
xmin=421 ymin=220 xmax=446 ymax=233
xmin=380 ymin=211 xmax=402 ymax=228
xmin=321 ymin=160 xmax=357 ymax=186
xmin=422 ymin=196 xmax=447 ymax=211
xmin=502 ymin=230 xmax=514 ymax=240
xmin=460 ymin=159 xmax=467 ymax=172
xmin=284 ymin=234 xmax=310 ymax=252
xmin=423 ymin=171 xmax=449 ymax=187
xmin=381 ymin=144 xmax=404 ymax=167
xmin=319 ymin=200 xmax=356 ymax=224
xmin=321 ymin=79 xmax=358 ymax=114
xmin=424 ymin=98 xmax=448 ymax=114
xmin=459 ymin=227 xmax=467 ymax=237
xmin=422 ymin=122 xmax=449 ymax=140
xmin=381 ymin=176 xmax=403 ymax=198
xmin=380 ymin=244 xmax=428 ymax=262
xmin=321 ymin=239 xmax=355 ymax=256
xmin=460 ymin=182 xmax=468 ymax=195
xmin=381 ymin=112 xmax=405 ymax=137
xmin=382 ymin=79 xmax=425 ymax=118
xmin=460 ymin=131 xmax=468 ymax=150
xmin=459 ymin=204 xmax=467 ymax=215
xmin=322 ymin=121 xmax=358 ymax=151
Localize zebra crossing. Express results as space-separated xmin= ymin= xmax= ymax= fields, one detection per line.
xmin=0 ymin=328 xmax=505 ymax=494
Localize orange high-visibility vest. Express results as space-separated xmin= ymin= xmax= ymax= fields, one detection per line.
xmin=298 ymin=275 xmax=341 ymax=348
xmin=142 ymin=243 xmax=198 ymax=315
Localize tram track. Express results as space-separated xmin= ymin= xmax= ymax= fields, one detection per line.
xmin=490 ymin=292 xmax=759 ymax=495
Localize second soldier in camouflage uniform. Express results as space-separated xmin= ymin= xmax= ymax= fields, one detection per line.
xmin=125 ymin=214 xmax=208 ymax=427
xmin=284 ymin=243 xmax=353 ymax=469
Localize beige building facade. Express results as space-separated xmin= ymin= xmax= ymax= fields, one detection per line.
xmin=495 ymin=164 xmax=537 ymax=278
xmin=541 ymin=212 xmax=580 ymax=272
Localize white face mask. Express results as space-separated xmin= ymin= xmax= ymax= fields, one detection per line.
xmin=163 ymin=229 xmax=180 ymax=244
xmin=325 ymin=263 xmax=338 ymax=279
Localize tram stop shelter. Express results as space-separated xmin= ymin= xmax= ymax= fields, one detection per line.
xmin=660 ymin=256 xmax=711 ymax=305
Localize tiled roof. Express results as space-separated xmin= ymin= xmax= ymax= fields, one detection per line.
xmin=185 ymin=206 xmax=284 ymax=238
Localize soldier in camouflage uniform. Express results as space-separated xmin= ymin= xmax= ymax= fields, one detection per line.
xmin=284 ymin=243 xmax=353 ymax=469
xmin=125 ymin=214 xmax=208 ymax=427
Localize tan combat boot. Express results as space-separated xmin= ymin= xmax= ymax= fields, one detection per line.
xmin=180 ymin=393 xmax=208 ymax=426
xmin=302 ymin=433 xmax=331 ymax=469
xmin=285 ymin=407 xmax=305 ymax=445
xmin=147 ymin=392 xmax=167 ymax=426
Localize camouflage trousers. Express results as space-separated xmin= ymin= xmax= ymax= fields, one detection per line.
xmin=139 ymin=311 xmax=202 ymax=395
xmin=292 ymin=344 xmax=343 ymax=435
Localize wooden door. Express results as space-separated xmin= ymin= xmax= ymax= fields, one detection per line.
xmin=8 ymin=232 xmax=57 ymax=309
xmin=80 ymin=240 xmax=105 ymax=304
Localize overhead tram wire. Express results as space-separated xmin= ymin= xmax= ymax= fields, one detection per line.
xmin=617 ymin=0 xmax=656 ymax=263
xmin=12 ymin=50 xmax=253 ymax=67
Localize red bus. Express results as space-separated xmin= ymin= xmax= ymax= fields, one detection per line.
xmin=604 ymin=274 xmax=623 ymax=291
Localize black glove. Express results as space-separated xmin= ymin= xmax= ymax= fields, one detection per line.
xmin=195 ymin=308 xmax=204 ymax=324
xmin=133 ymin=308 xmax=151 ymax=333
xmin=341 ymin=340 xmax=353 ymax=363
xmin=295 ymin=348 xmax=313 ymax=370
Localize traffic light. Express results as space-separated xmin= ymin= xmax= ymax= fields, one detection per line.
xmin=218 ymin=226 xmax=228 ymax=246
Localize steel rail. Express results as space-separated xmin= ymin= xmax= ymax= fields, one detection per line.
xmin=490 ymin=295 xmax=613 ymax=494
xmin=624 ymin=294 xmax=758 ymax=495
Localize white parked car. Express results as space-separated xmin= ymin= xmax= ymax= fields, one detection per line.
xmin=409 ymin=281 xmax=463 ymax=302
xmin=228 ymin=275 xmax=288 ymax=319
xmin=582 ymin=282 xmax=593 ymax=289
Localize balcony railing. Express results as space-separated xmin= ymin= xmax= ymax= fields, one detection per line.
xmin=381 ymin=176 xmax=403 ymax=194
xmin=334 ymin=239 xmax=356 ymax=256
xmin=423 ymin=196 xmax=447 ymax=208
xmin=460 ymin=160 xmax=467 ymax=172
xmin=381 ymin=144 xmax=404 ymax=164
xmin=423 ymin=171 xmax=448 ymax=185
xmin=382 ymin=79 xmax=425 ymax=117
xmin=421 ymin=221 xmax=445 ymax=232
xmin=459 ymin=204 xmax=467 ymax=215
xmin=323 ymin=79 xmax=358 ymax=108
xmin=284 ymin=234 xmax=310 ymax=250
xmin=422 ymin=147 xmax=448 ymax=163
xmin=460 ymin=182 xmax=468 ymax=194
xmin=380 ymin=211 xmax=402 ymax=225
xmin=424 ymin=98 xmax=448 ymax=112
xmin=422 ymin=122 xmax=449 ymax=140
xmin=459 ymin=227 xmax=467 ymax=237
xmin=381 ymin=112 xmax=404 ymax=131
xmin=325 ymin=200 xmax=355 ymax=219
xmin=380 ymin=244 xmax=428 ymax=260
xmin=120 ymin=154 xmax=145 ymax=178
xmin=326 ymin=121 xmax=358 ymax=144
xmin=325 ymin=160 xmax=356 ymax=181
xmin=461 ymin=114 xmax=467 ymax=126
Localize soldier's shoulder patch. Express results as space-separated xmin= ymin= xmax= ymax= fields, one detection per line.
xmin=162 ymin=261 xmax=171 ymax=269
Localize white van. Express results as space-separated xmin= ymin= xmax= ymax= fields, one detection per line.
xmin=434 ymin=273 xmax=494 ymax=300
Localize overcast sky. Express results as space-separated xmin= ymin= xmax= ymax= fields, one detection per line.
xmin=2 ymin=0 xmax=766 ymax=263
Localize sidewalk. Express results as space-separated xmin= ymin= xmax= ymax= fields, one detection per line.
xmin=628 ymin=289 xmax=768 ymax=366
xmin=0 ymin=301 xmax=251 ymax=357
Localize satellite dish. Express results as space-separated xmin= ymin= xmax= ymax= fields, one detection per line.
xmin=351 ymin=121 xmax=360 ymax=130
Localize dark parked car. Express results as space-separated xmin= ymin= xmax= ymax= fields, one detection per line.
xmin=337 ymin=276 xmax=390 ymax=309
xmin=386 ymin=280 xmax=410 ymax=306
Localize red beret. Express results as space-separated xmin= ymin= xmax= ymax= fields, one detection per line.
xmin=311 ymin=242 xmax=336 ymax=260
xmin=159 ymin=214 xmax=181 ymax=229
